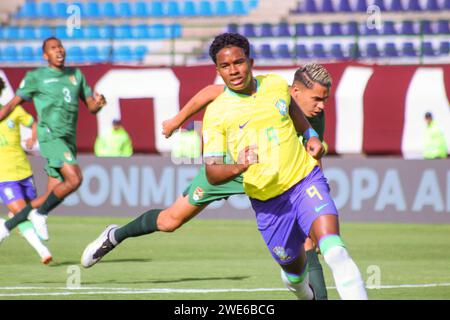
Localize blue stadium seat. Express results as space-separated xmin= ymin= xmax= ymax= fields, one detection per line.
xmin=402 ymin=42 xmax=417 ymax=57
xmin=54 ymin=2 xmax=67 ymax=18
xmin=248 ymin=0 xmax=259 ymax=9
xmin=16 ymin=1 xmax=37 ymax=19
xmin=100 ymin=46 xmax=113 ymax=62
xmin=365 ymin=43 xmax=380 ymax=58
xmin=150 ymin=1 xmax=164 ymax=16
xmin=243 ymin=23 xmax=257 ymax=37
xmin=183 ymin=1 xmax=197 ymax=16
xmin=169 ymin=23 xmax=182 ymax=38
xmin=134 ymin=45 xmax=148 ymax=60
xmin=260 ymin=44 xmax=274 ymax=59
xmin=407 ymin=0 xmax=422 ymax=11
xmin=118 ymin=2 xmax=132 ymax=17
xmin=312 ymin=43 xmax=327 ymax=59
xmin=260 ymin=23 xmax=273 ymax=37
xmin=346 ymin=21 xmax=359 ymax=35
xmin=276 ymin=44 xmax=291 ymax=59
xmin=277 ymin=22 xmax=291 ymax=37
xmin=20 ymin=46 xmax=35 ymax=62
xmin=38 ymin=1 xmax=54 ymax=19
xmin=401 ymin=21 xmax=416 ymax=35
xmin=373 ymin=0 xmax=386 ymax=11
xmin=3 ymin=26 xmax=20 ymax=40
xmin=330 ymin=43 xmax=345 ymax=59
xmin=67 ymin=46 xmax=84 ymax=63
xmin=422 ymin=42 xmax=435 ymax=56
xmin=356 ymin=0 xmax=367 ymax=12
xmin=294 ymin=44 xmax=309 ymax=58
xmin=231 ymin=0 xmax=248 ymax=15
xmin=304 ymin=0 xmax=317 ymax=13
xmin=215 ymin=0 xmax=230 ymax=16
xmin=295 ymin=23 xmax=307 ymax=36
xmin=3 ymin=45 xmax=19 ymax=62
xmin=85 ymin=1 xmax=100 ymax=18
xmin=227 ymin=24 xmax=239 ymax=33
xmin=338 ymin=0 xmax=352 ymax=12
xmin=312 ymin=23 xmax=325 ymax=36
xmin=439 ymin=42 xmax=449 ymax=55
xmin=426 ymin=0 xmax=440 ymax=11
xmin=437 ymin=20 xmax=449 ymax=34
xmin=321 ymin=0 xmax=334 ymax=13
xmin=99 ymin=25 xmax=114 ymax=39
xmin=84 ymin=46 xmax=102 ymax=63
xmin=36 ymin=26 xmax=53 ymax=39
xmin=166 ymin=1 xmax=180 ymax=16
xmin=384 ymin=43 xmax=398 ymax=57
xmin=363 ymin=24 xmax=379 ymax=36
xmin=390 ymin=0 xmax=404 ymax=11
xmin=134 ymin=24 xmax=150 ymax=39
xmin=150 ymin=24 xmax=166 ymax=39
xmin=383 ymin=21 xmax=397 ymax=35
xmin=114 ymin=25 xmax=133 ymax=39
xmin=102 ymin=1 xmax=117 ymax=18
xmin=249 ymin=44 xmax=257 ymax=59
xmin=348 ymin=43 xmax=360 ymax=59
xmin=445 ymin=0 xmax=450 ymax=9
xmin=421 ymin=21 xmax=434 ymax=34
xmin=20 ymin=26 xmax=35 ymax=40
xmin=199 ymin=0 xmax=213 ymax=16
xmin=56 ymin=25 xmax=82 ymax=39
xmin=85 ymin=25 xmax=101 ymax=39
xmin=134 ymin=1 xmax=149 ymax=17
xmin=113 ymin=46 xmax=134 ymax=62
xmin=329 ymin=22 xmax=343 ymax=36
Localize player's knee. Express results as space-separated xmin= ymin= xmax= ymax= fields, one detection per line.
xmin=66 ymin=174 xmax=82 ymax=191
xmin=157 ymin=216 xmax=183 ymax=232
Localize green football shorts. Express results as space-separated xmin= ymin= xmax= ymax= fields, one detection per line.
xmin=39 ymin=138 xmax=78 ymax=181
xmin=183 ymin=166 xmax=245 ymax=206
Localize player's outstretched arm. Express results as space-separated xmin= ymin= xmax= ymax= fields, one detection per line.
xmin=0 ymin=96 xmax=23 ymax=121
xmin=85 ymin=92 xmax=107 ymax=114
xmin=25 ymin=122 xmax=37 ymax=150
xmin=162 ymin=84 xmax=225 ymax=138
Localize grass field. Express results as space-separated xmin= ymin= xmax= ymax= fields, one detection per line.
xmin=0 ymin=216 xmax=449 ymax=300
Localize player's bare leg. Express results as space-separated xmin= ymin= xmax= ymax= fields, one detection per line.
xmin=157 ymin=195 xmax=207 ymax=232
xmin=304 ymin=237 xmax=328 ymax=299
xmin=309 ymin=214 xmax=367 ymax=299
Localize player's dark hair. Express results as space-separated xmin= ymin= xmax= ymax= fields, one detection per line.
xmin=209 ymin=33 xmax=250 ymax=64
xmin=42 ymin=36 xmax=61 ymax=53
xmin=294 ymin=63 xmax=332 ymax=89
xmin=0 ymin=77 xmax=5 ymax=95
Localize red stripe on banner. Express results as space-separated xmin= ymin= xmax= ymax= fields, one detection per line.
xmin=362 ymin=65 xmax=417 ymax=155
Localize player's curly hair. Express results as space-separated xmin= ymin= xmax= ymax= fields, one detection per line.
xmin=209 ymin=33 xmax=250 ymax=64
xmin=0 ymin=77 xmax=5 ymax=95
xmin=42 ymin=36 xmax=61 ymax=52
xmin=294 ymin=63 xmax=332 ymax=89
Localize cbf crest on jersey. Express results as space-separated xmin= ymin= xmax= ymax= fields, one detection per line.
xmin=275 ymin=99 xmax=287 ymax=116
xmin=273 ymin=246 xmax=290 ymax=261
xmin=69 ymin=75 xmax=77 ymax=86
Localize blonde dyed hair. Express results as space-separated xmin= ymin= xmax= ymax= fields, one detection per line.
xmin=294 ymin=63 xmax=332 ymax=89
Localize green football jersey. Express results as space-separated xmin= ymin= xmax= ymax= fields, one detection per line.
xmin=16 ymin=67 xmax=92 ymax=143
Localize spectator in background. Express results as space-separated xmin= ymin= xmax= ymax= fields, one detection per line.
xmin=171 ymin=121 xmax=201 ymax=159
xmin=94 ymin=119 xmax=133 ymax=157
xmin=423 ymin=112 xmax=448 ymax=159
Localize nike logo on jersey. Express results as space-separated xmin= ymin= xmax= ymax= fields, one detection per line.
xmin=239 ymin=120 xmax=251 ymax=129
xmin=314 ymin=203 xmax=329 ymax=213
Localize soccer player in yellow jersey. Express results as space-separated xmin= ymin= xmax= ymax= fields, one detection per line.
xmin=0 ymin=77 xmax=52 ymax=264
xmin=203 ymin=33 xmax=367 ymax=299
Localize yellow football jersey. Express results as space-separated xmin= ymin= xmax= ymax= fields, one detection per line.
xmin=0 ymin=105 xmax=34 ymax=182
xmin=203 ymin=74 xmax=318 ymax=200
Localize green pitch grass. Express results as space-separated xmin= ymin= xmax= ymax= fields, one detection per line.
xmin=0 ymin=216 xmax=449 ymax=300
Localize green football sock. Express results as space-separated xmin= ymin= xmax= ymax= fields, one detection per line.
xmin=37 ymin=192 xmax=62 ymax=216
xmin=17 ymin=220 xmax=34 ymax=234
xmin=112 ymin=209 xmax=162 ymax=244
xmin=5 ymin=204 xmax=33 ymax=231
xmin=306 ymin=249 xmax=328 ymax=300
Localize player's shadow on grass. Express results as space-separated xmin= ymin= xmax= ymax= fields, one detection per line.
xmin=47 ymin=258 xmax=153 ymax=267
xmin=112 ymin=276 xmax=249 ymax=285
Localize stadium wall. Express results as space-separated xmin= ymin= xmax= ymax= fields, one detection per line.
xmin=0 ymin=62 xmax=449 ymax=158
xmin=1 ymin=155 xmax=449 ymax=224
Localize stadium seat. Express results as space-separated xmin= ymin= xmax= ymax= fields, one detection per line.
xmin=150 ymin=24 xmax=166 ymax=39
xmin=16 ymin=1 xmax=37 ymax=19
xmin=169 ymin=24 xmax=182 ymax=38
xmin=425 ymin=0 xmax=440 ymax=11
xmin=113 ymin=46 xmax=134 ymax=62
xmin=227 ymin=23 xmax=239 ymax=33
xmin=439 ymin=42 xmax=449 ymax=55
xmin=330 ymin=22 xmax=343 ymax=36
xmin=38 ymin=1 xmax=54 ymax=19
xmin=312 ymin=43 xmax=327 ymax=59
xmin=330 ymin=43 xmax=345 ymax=59
xmin=422 ymin=42 xmax=435 ymax=56
xmin=102 ymin=1 xmax=117 ymax=18
xmin=348 ymin=43 xmax=361 ymax=59
xmin=321 ymin=0 xmax=334 ymax=13
xmin=312 ymin=23 xmax=325 ymax=36
xmin=338 ymin=0 xmax=352 ymax=12
xmin=243 ymin=23 xmax=257 ymax=37
xmin=276 ymin=44 xmax=291 ymax=59
xmin=99 ymin=25 xmax=114 ymax=39
xmin=276 ymin=22 xmax=291 ymax=37
xmin=365 ymin=43 xmax=380 ymax=58
xmin=36 ymin=26 xmax=53 ymax=39
xmin=150 ymin=1 xmax=164 ymax=17
xmin=215 ymin=0 xmax=230 ymax=16
xmin=260 ymin=23 xmax=274 ymax=37
xmin=384 ymin=43 xmax=398 ymax=57
xmin=295 ymin=23 xmax=308 ymax=36
xmin=356 ymin=0 xmax=368 ymax=12
xmin=134 ymin=24 xmax=150 ymax=39
xmin=390 ymin=0 xmax=404 ymax=11
xmin=445 ymin=0 xmax=450 ymax=10
xmin=114 ymin=25 xmax=133 ymax=39
xmin=373 ymin=0 xmax=386 ymax=11
xmin=3 ymin=45 xmax=19 ymax=62
xmin=134 ymin=1 xmax=149 ymax=17
xmin=183 ymin=1 xmax=197 ymax=16
xmin=294 ymin=44 xmax=309 ymax=58
xmin=402 ymin=42 xmax=417 ymax=57
xmin=54 ymin=2 xmax=67 ymax=18
xmin=20 ymin=26 xmax=36 ymax=40
xmin=118 ymin=2 xmax=133 ymax=17
xmin=231 ymin=0 xmax=248 ymax=15
xmin=437 ymin=20 xmax=449 ymax=34
xmin=304 ymin=0 xmax=317 ymax=13
xmin=363 ymin=24 xmax=379 ymax=36
xmin=401 ymin=21 xmax=416 ymax=35
xmin=100 ymin=46 xmax=113 ymax=62
xmin=84 ymin=46 xmax=102 ymax=63
xmin=67 ymin=46 xmax=84 ymax=63
xmin=20 ymin=46 xmax=35 ymax=62
xmin=421 ymin=21 xmax=434 ymax=35
xmin=84 ymin=25 xmax=101 ymax=39
xmin=383 ymin=21 xmax=397 ymax=35
xmin=248 ymin=0 xmax=259 ymax=9
xmin=260 ymin=44 xmax=274 ymax=59
xmin=134 ymin=45 xmax=148 ymax=60
xmin=199 ymin=0 xmax=213 ymax=16
xmin=3 ymin=26 xmax=19 ymax=40
xmin=346 ymin=21 xmax=359 ymax=35
xmin=249 ymin=44 xmax=257 ymax=59
xmin=85 ymin=1 xmax=100 ymax=18
xmin=166 ymin=1 xmax=180 ymax=16
xmin=407 ymin=0 xmax=422 ymax=11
